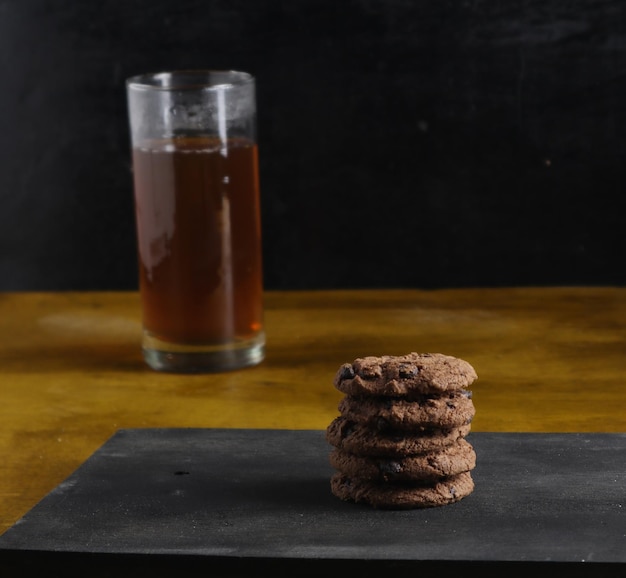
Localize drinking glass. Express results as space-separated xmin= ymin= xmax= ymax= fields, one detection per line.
xmin=126 ymin=70 xmax=264 ymax=372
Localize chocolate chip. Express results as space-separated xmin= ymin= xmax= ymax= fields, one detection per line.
xmin=398 ymin=364 xmax=419 ymax=378
xmin=337 ymin=363 xmax=355 ymax=381
xmin=379 ymin=460 xmax=402 ymax=476
xmin=340 ymin=420 xmax=357 ymax=437
xmin=375 ymin=417 xmax=390 ymax=431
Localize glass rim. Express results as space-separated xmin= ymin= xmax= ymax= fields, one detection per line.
xmin=126 ymin=69 xmax=254 ymax=92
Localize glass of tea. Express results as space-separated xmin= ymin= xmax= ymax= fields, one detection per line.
xmin=126 ymin=70 xmax=264 ymax=372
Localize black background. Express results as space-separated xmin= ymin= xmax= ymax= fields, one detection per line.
xmin=1 ymin=0 xmax=625 ymax=291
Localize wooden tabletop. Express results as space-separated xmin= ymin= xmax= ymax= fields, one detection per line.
xmin=2 ymin=287 xmax=626 ymax=537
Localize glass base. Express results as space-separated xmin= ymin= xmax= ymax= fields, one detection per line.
xmin=141 ymin=330 xmax=265 ymax=373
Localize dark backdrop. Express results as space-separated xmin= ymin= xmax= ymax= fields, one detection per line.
xmin=1 ymin=0 xmax=625 ymax=291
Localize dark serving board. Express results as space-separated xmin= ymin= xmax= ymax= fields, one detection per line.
xmin=1 ymin=429 xmax=625 ymax=576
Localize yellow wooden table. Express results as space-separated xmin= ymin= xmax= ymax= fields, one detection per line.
xmin=1 ymin=287 xmax=626 ymax=544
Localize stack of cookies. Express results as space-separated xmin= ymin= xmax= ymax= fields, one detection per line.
xmin=326 ymin=352 xmax=477 ymax=509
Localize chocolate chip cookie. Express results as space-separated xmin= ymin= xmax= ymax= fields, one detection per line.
xmin=334 ymin=352 xmax=478 ymax=398
xmin=338 ymin=390 xmax=475 ymax=431
xmin=326 ymin=416 xmax=472 ymax=457
xmin=330 ymin=471 xmax=475 ymax=509
xmin=330 ymin=438 xmax=476 ymax=482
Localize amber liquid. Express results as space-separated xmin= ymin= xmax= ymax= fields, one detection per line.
xmin=132 ymin=136 xmax=263 ymax=346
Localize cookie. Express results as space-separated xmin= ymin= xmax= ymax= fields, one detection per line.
xmin=330 ymin=471 xmax=475 ymax=509
xmin=329 ymin=438 xmax=476 ymax=482
xmin=326 ymin=416 xmax=471 ymax=457
xmin=338 ymin=390 xmax=475 ymax=431
xmin=334 ymin=352 xmax=477 ymax=398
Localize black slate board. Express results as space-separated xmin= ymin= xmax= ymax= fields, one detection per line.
xmin=1 ymin=429 xmax=625 ymax=576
